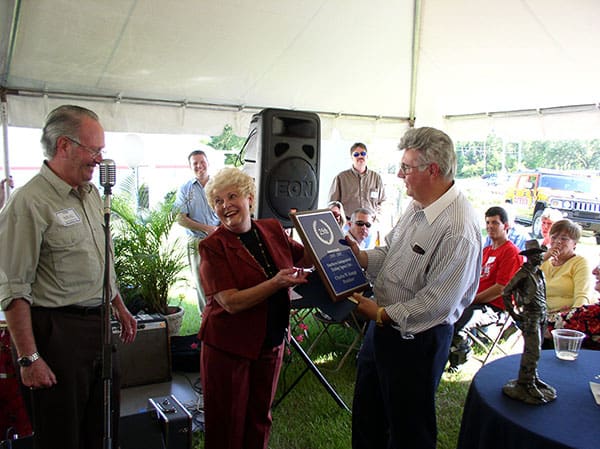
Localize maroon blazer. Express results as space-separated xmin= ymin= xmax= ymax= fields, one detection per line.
xmin=198 ymin=218 xmax=305 ymax=360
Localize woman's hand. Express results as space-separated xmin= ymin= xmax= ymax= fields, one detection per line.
xmin=548 ymin=246 xmax=561 ymax=265
xmin=214 ymin=268 xmax=310 ymax=313
xmin=272 ymin=267 xmax=310 ymax=289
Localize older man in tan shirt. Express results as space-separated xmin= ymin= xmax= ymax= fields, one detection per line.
xmin=0 ymin=105 xmax=137 ymax=449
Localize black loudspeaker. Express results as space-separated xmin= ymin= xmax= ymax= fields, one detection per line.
xmin=243 ymin=108 xmax=321 ymax=228
xmin=112 ymin=314 xmax=171 ymax=387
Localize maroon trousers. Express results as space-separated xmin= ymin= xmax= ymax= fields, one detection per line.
xmin=201 ymin=342 xmax=284 ymax=449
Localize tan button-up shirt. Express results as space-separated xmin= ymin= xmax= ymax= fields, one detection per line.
xmin=0 ymin=162 xmax=117 ymax=310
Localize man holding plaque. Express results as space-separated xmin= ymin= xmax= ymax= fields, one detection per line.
xmin=347 ymin=127 xmax=481 ymax=449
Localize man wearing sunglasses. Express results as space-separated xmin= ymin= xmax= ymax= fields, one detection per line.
xmin=328 ymin=142 xmax=386 ymax=221
xmin=345 ymin=207 xmax=375 ymax=249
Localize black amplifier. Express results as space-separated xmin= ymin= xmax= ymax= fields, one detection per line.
xmin=112 ymin=313 xmax=171 ymax=387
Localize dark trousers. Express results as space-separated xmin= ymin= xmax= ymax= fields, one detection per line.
xmin=22 ymin=308 xmax=119 ymax=449
xmin=352 ymin=322 xmax=453 ymax=449
xmin=201 ymin=342 xmax=284 ymax=449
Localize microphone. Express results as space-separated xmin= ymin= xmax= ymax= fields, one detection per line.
xmin=99 ymin=159 xmax=116 ymax=215
xmin=99 ymin=159 xmax=116 ymax=193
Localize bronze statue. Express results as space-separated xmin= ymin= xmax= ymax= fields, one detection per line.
xmin=501 ymin=240 xmax=557 ymax=405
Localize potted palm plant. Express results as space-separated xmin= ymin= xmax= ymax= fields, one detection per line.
xmin=111 ymin=181 xmax=188 ymax=335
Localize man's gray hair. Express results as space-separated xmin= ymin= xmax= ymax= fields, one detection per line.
xmin=40 ymin=105 xmax=99 ymax=159
xmin=351 ymin=207 xmax=374 ymax=221
xmin=398 ymin=127 xmax=456 ymax=179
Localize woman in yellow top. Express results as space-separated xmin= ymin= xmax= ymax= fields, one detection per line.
xmin=541 ymin=219 xmax=592 ymax=313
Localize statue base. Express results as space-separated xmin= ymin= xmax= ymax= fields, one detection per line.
xmin=503 ymin=378 xmax=557 ymax=405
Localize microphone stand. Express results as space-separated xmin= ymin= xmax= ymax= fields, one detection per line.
xmin=101 ymin=185 xmax=114 ymax=449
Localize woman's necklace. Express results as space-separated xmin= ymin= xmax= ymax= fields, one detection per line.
xmin=238 ymin=227 xmax=278 ymax=278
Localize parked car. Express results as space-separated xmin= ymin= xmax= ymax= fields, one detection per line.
xmin=481 ymin=172 xmax=510 ymax=186
xmin=505 ymin=170 xmax=600 ymax=244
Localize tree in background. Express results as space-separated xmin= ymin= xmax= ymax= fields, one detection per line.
xmin=456 ymin=135 xmax=600 ymax=177
xmin=520 ymin=140 xmax=600 ymax=171
xmin=203 ymin=124 xmax=247 ymax=166
xmin=456 ymin=134 xmax=503 ymax=177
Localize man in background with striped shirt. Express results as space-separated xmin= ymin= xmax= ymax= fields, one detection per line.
xmin=347 ymin=127 xmax=482 ymax=449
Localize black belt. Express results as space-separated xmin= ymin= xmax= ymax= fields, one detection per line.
xmin=53 ymin=305 xmax=103 ymax=316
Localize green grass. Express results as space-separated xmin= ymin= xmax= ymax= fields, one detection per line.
xmin=178 ymin=305 xmax=476 ymax=449
xmin=177 ymin=295 xmax=202 ymax=336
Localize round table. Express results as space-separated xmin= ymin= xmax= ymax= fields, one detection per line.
xmin=457 ymin=349 xmax=600 ymax=449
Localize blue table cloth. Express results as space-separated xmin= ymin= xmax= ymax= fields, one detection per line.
xmin=457 ymin=349 xmax=600 ymax=449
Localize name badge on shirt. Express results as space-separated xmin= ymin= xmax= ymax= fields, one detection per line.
xmin=370 ymin=190 xmax=379 ymax=199
xmin=56 ymin=208 xmax=81 ymax=226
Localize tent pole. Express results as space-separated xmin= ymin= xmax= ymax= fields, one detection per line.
xmin=1 ymin=89 xmax=12 ymax=201
xmin=408 ymin=0 xmax=423 ymax=127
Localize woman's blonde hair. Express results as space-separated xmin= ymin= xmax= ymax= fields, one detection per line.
xmin=205 ymin=167 xmax=256 ymax=210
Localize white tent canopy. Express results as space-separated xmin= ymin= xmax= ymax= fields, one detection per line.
xmin=2 ymin=0 xmax=600 ymax=141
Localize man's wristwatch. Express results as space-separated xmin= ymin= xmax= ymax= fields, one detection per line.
xmin=17 ymin=352 xmax=40 ymax=367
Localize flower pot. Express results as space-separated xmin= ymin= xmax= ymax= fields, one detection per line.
xmin=163 ymin=305 xmax=185 ymax=336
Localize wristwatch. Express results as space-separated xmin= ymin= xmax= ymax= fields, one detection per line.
xmin=17 ymin=352 xmax=40 ymax=367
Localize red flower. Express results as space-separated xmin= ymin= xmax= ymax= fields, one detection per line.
xmin=550 ymin=303 xmax=600 ymax=349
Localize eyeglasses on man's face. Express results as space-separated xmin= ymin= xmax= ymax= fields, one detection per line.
xmin=64 ymin=136 xmax=105 ymax=158
xmin=354 ymin=220 xmax=371 ymax=228
xmin=399 ymin=162 xmax=430 ymax=175
xmin=353 ymin=151 xmax=367 ymax=158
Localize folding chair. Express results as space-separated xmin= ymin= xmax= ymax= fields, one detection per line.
xmin=465 ymin=311 xmax=522 ymax=365
xmin=289 ymin=294 xmax=319 ymax=346
xmin=306 ymin=309 xmax=367 ymax=372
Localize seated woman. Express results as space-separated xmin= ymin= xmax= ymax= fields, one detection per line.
xmin=539 ymin=207 xmax=563 ymax=255
xmin=541 ymin=219 xmax=592 ymax=345
xmin=198 ymin=167 xmax=312 ymax=449
xmin=327 ymin=200 xmax=347 ymax=229
xmin=548 ymin=260 xmax=600 ymax=350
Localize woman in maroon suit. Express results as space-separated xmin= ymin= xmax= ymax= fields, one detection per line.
xmin=198 ymin=167 xmax=310 ymax=449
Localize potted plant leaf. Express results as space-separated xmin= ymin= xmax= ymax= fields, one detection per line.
xmin=111 ymin=181 xmax=188 ymax=335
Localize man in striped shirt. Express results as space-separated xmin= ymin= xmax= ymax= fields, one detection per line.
xmin=347 ymin=127 xmax=482 ymax=449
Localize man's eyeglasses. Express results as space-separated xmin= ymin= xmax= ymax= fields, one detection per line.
xmin=353 ymin=151 xmax=367 ymax=157
xmin=354 ymin=220 xmax=371 ymax=228
xmin=64 ymin=136 xmax=105 ymax=158
xmin=399 ymin=162 xmax=430 ymax=174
